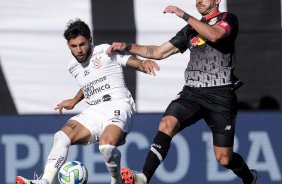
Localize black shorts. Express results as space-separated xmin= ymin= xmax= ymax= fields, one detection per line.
xmin=163 ymin=85 xmax=238 ymax=147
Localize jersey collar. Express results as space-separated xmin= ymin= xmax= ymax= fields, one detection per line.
xmin=204 ymin=12 xmax=221 ymax=20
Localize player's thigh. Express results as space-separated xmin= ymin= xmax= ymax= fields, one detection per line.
xmin=100 ymin=101 xmax=135 ymax=145
xmin=159 ymin=116 xmax=180 ymax=137
xmin=204 ymin=110 xmax=237 ymax=147
xmin=68 ymin=102 xmax=134 ymax=146
xmin=61 ymin=119 xmax=92 ymax=145
xmin=99 ymin=124 xmax=125 ymax=146
xmin=163 ymin=95 xmax=203 ymax=132
xmin=69 ymin=106 xmax=105 ymax=145
xmin=204 ymin=106 xmax=237 ymax=147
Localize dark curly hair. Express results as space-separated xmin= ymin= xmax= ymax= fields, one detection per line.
xmin=64 ymin=19 xmax=91 ymax=41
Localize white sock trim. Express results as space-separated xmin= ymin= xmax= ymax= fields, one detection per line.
xmin=99 ymin=144 xmax=116 ymax=149
xmin=56 ymin=131 xmax=71 ymax=146
xmin=99 ymin=144 xmax=119 ymax=167
xmin=150 ymin=146 xmax=163 ymax=163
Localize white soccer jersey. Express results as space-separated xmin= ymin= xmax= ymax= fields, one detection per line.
xmin=68 ymin=44 xmax=133 ymax=106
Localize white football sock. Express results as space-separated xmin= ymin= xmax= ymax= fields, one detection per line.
xmin=99 ymin=144 xmax=122 ymax=184
xmin=41 ymin=131 xmax=71 ymax=184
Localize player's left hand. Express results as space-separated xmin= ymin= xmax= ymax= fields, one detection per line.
xmin=55 ymin=99 xmax=76 ymax=115
xmin=163 ymin=5 xmax=185 ymax=18
xmin=106 ymin=42 xmax=126 ymax=55
xmin=142 ymin=60 xmax=160 ymax=76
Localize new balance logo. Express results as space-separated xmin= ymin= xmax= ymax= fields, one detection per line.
xmin=225 ymin=125 xmax=231 ymax=130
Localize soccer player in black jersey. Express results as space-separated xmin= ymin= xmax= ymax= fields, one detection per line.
xmin=107 ymin=0 xmax=258 ymax=183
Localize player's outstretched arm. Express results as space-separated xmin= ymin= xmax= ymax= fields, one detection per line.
xmin=163 ymin=5 xmax=186 ymax=19
xmin=106 ymin=42 xmax=179 ymax=60
xmin=106 ymin=42 xmax=127 ymax=55
xmin=55 ymin=89 xmax=84 ymax=115
xmin=163 ymin=5 xmax=226 ymax=42
xmin=106 ymin=42 xmax=157 ymax=59
xmin=126 ymin=55 xmax=160 ymax=76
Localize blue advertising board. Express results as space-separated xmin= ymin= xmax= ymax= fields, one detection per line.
xmin=1 ymin=112 xmax=282 ymax=184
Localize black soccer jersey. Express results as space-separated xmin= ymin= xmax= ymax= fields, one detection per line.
xmin=169 ymin=12 xmax=239 ymax=87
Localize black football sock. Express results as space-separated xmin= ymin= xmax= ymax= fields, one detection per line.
xmin=142 ymin=131 xmax=172 ymax=182
xmin=225 ymin=152 xmax=254 ymax=183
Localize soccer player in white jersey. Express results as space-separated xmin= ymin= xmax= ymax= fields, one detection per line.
xmin=15 ymin=19 xmax=160 ymax=184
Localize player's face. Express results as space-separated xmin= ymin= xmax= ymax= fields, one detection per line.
xmin=68 ymin=35 xmax=92 ymax=63
xmin=196 ymin=0 xmax=220 ymax=17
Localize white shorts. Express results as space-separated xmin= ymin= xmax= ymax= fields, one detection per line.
xmin=69 ymin=101 xmax=136 ymax=145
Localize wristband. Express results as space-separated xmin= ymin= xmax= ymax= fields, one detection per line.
xmin=125 ymin=43 xmax=132 ymax=51
xmin=141 ymin=60 xmax=146 ymax=67
xmin=182 ymin=12 xmax=191 ymax=22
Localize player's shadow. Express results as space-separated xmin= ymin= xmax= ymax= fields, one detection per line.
xmin=258 ymin=95 xmax=280 ymax=111
xmin=238 ymin=95 xmax=280 ymax=111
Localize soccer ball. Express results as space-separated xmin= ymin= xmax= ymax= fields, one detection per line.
xmin=58 ymin=161 xmax=88 ymax=184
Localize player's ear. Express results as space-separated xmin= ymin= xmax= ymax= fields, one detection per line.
xmin=67 ymin=42 xmax=71 ymax=49
xmin=216 ymin=0 xmax=221 ymax=5
xmin=89 ymin=37 xmax=93 ymax=44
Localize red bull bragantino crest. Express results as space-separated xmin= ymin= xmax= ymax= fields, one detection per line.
xmin=190 ymin=34 xmax=206 ymax=48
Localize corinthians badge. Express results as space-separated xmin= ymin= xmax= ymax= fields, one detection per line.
xmin=92 ymin=56 xmax=103 ymax=69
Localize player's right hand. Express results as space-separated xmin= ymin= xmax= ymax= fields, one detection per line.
xmin=106 ymin=42 xmax=126 ymax=55
xmin=55 ymin=99 xmax=76 ymax=115
xmin=163 ymin=5 xmax=185 ymax=19
xmin=143 ymin=60 xmax=160 ymax=76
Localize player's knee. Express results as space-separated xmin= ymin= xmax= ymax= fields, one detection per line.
xmin=159 ymin=120 xmax=172 ymax=133
xmin=99 ymin=144 xmax=121 ymax=165
xmin=99 ymin=137 xmax=110 ymax=145
xmin=54 ymin=131 xmax=71 ymax=148
xmin=99 ymin=135 xmax=120 ymax=146
xmin=159 ymin=117 xmax=179 ymax=136
xmin=216 ymin=154 xmax=231 ymax=167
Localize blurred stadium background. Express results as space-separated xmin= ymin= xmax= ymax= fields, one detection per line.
xmin=0 ymin=0 xmax=281 ymax=183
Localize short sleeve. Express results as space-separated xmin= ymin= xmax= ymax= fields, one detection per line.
xmin=67 ymin=59 xmax=81 ymax=77
xmin=109 ymin=50 xmax=131 ymax=67
xmin=216 ymin=13 xmax=238 ymax=36
xmin=169 ymin=25 xmax=190 ymax=53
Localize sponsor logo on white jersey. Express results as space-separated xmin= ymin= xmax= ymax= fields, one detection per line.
xmin=69 ymin=63 xmax=80 ymax=73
